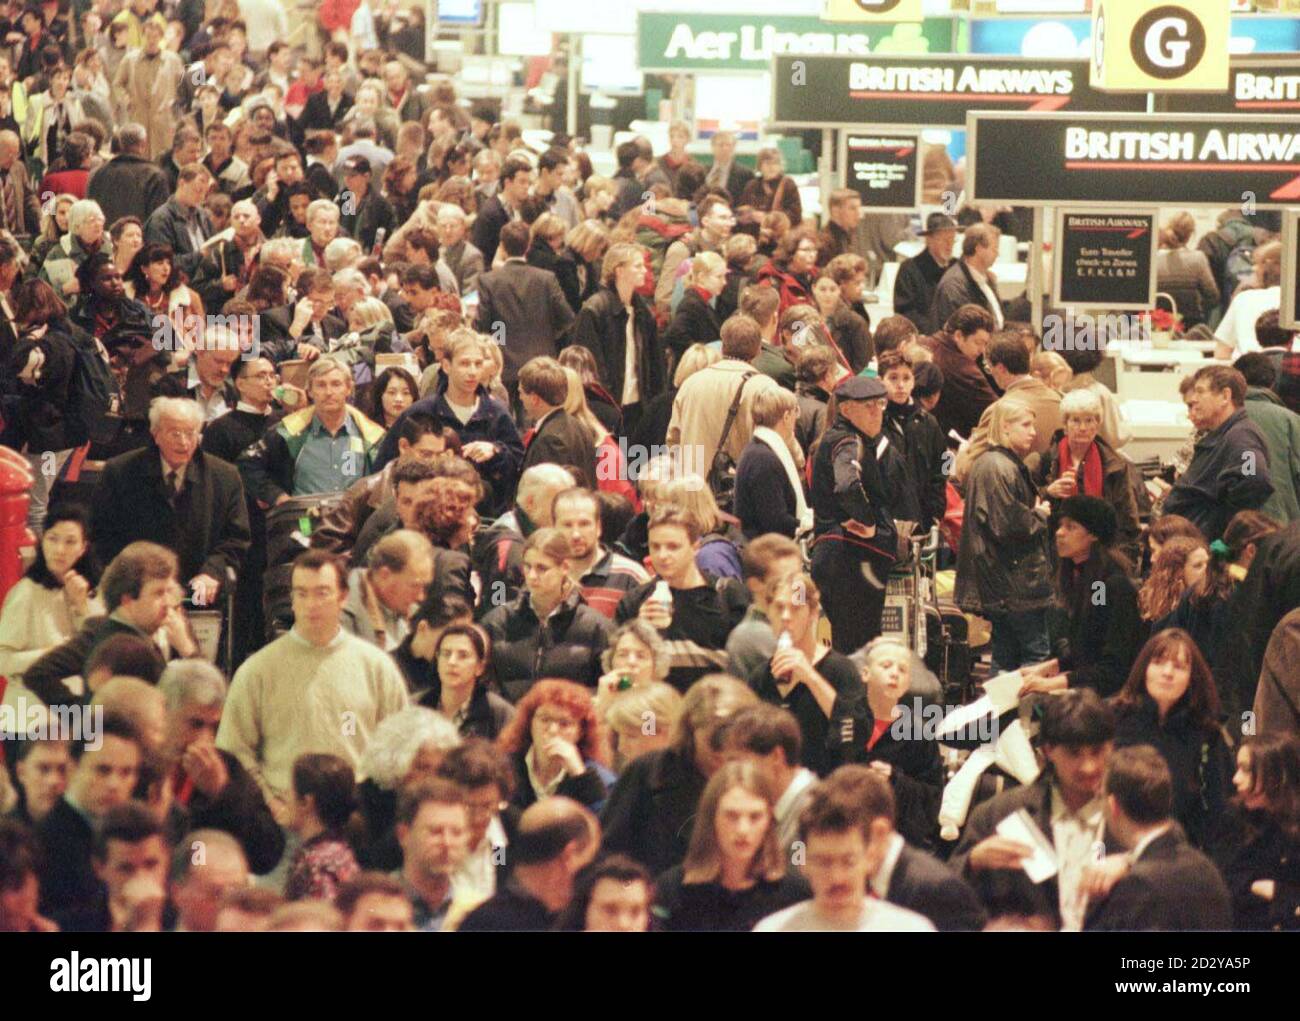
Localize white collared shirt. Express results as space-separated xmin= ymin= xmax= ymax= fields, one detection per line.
xmin=451 ymin=815 xmax=508 ymax=904
xmin=1050 ymin=787 xmax=1106 ymax=932
xmin=188 ymin=362 xmax=230 ymax=422
xmin=968 ymin=263 xmax=1005 ymax=329
xmin=1128 ymin=822 xmax=1174 ymax=864
xmin=161 ymin=456 xmax=185 ymax=495
xmin=525 ymin=745 xmax=566 ymax=802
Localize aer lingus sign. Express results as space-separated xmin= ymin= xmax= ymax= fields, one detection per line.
xmin=635 ymin=12 xmax=954 ymax=73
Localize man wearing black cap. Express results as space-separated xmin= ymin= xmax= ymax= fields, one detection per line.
xmin=808 ymin=375 xmax=902 ymax=654
xmin=1020 ymin=495 xmax=1144 ymax=700
xmin=893 ymin=213 xmax=957 ymax=336
xmin=337 ymin=155 xmax=395 ymax=253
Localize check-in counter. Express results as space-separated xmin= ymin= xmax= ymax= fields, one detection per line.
xmin=1106 ymin=341 xmax=1225 ymax=404
xmin=1119 ymin=399 xmax=1193 ymax=464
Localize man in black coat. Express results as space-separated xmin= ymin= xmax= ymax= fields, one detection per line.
xmin=258 ymin=267 xmax=349 ymax=363
xmin=931 ymin=222 xmax=1005 ymax=331
xmin=1085 ymin=746 xmax=1233 ymax=931
xmin=157 ymin=660 xmax=286 ymax=875
xmin=36 ymin=717 xmax=144 ymax=919
xmin=471 ymin=156 xmax=532 ymax=267
xmin=296 ymin=68 xmax=352 ymax=132
xmin=475 ymin=221 xmax=575 ymax=396
xmin=882 ymin=839 xmax=988 ymax=932
xmin=85 ymin=124 xmax=171 ymax=227
xmin=517 ymin=356 xmax=597 ymax=488
xmin=337 ymin=154 xmax=395 ymax=252
xmin=893 ymin=213 xmax=957 ymax=336
xmin=91 ymin=398 xmax=250 ymax=603
xmin=142 ymin=162 xmax=215 ymax=281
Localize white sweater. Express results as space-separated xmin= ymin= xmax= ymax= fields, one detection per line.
xmin=215 ymin=627 xmax=409 ymax=801
xmin=0 ymin=577 xmax=104 ymax=681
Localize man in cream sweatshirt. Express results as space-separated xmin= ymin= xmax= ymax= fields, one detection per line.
xmin=217 ymin=549 xmax=409 ymax=813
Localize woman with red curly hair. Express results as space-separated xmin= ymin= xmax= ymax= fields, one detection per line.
xmin=497 ymin=679 xmax=616 ymax=814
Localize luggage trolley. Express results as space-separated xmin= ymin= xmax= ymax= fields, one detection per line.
xmin=880 ymin=526 xmax=940 ymax=660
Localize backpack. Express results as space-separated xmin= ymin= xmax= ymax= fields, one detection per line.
xmin=65 ymin=332 xmax=123 ymax=448
xmin=1222 ymin=238 xmax=1257 ymax=302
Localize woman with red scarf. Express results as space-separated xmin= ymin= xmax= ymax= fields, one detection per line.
xmin=1033 ymin=387 xmax=1142 ymax=564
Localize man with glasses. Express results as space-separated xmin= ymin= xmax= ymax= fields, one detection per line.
xmin=92 ymin=396 xmax=250 ymax=609
xmin=656 ymin=195 xmax=736 ymax=316
xmin=1162 ymin=365 xmax=1274 ymax=540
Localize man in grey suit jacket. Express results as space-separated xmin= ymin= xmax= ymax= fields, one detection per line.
xmin=474 ymin=221 xmax=575 ymax=389
xmin=0 ymin=129 xmax=40 ymax=237
xmin=436 ymin=204 xmax=484 ymax=295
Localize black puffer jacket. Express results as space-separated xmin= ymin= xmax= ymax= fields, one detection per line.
xmin=11 ymin=319 xmax=79 ymax=452
xmin=480 ymin=588 xmax=613 ymax=701
xmin=1112 ymin=694 xmax=1234 ymax=849
xmin=954 ymin=445 xmax=1054 ymax=615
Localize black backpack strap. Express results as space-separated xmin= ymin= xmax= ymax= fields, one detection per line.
xmin=715 ymin=371 xmax=757 ymax=461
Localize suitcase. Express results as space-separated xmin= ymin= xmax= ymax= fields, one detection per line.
xmin=924 ymin=600 xmax=974 ymax=705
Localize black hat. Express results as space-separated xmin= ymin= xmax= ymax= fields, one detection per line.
xmin=920 ymin=212 xmax=959 ymax=236
xmin=341 ymin=155 xmax=371 ymax=177
xmin=1059 ymin=495 xmax=1116 ymax=545
xmin=834 ymin=375 xmax=887 ymax=402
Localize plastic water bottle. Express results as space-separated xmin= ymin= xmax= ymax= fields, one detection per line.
xmin=653 ymin=580 xmax=670 ymax=609
xmin=776 ymin=630 xmax=793 ymax=652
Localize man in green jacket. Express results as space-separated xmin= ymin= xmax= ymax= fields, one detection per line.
xmin=1236 ymin=353 xmax=1300 ymax=524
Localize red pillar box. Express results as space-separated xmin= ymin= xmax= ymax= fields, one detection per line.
xmin=0 ymin=447 xmax=33 ymax=609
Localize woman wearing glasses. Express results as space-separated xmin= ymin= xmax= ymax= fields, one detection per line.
xmin=495 ymin=679 xmax=616 ymax=814
xmin=756 ymin=225 xmax=821 ymax=315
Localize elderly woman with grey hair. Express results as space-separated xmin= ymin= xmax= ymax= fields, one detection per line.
xmin=1031 ymin=387 xmax=1143 ymax=564
xmin=154 ymin=659 xmax=287 ymax=873
xmin=593 ymin=619 xmax=671 ymax=716
xmin=37 ymin=198 xmax=108 ymax=302
xmin=356 ymin=706 xmax=462 ymax=870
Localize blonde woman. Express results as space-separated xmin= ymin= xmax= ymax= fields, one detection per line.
xmin=604 ymin=681 xmax=682 ymax=771
xmin=336 ymin=295 xmax=403 ymax=386
xmin=527 ymin=212 xmax=583 ymax=312
xmin=580 ymin=175 xmax=618 ymax=224
xmin=954 ymin=400 xmax=1054 ymax=673
xmin=602 ymin=673 xmax=757 ymax=872
xmin=595 ymin=619 xmax=671 ymax=713
xmin=562 ymin=366 xmax=639 ymax=511
xmin=564 ymin=219 xmax=610 ymax=306
xmin=658 ymin=475 xmax=741 ymax=579
xmin=662 ymin=251 xmax=726 ymax=361
xmin=30 ymin=193 xmax=78 ymax=271
xmin=571 ymin=241 xmax=666 ymax=438
xmin=652 ymin=759 xmax=810 ymax=931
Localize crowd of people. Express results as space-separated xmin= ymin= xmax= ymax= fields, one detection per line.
xmin=1 ymin=0 xmax=1300 ymax=934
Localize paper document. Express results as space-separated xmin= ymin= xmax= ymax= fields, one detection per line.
xmin=997 ymin=809 xmax=1058 ymax=884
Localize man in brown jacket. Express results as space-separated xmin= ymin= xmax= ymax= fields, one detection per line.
xmin=953 ymin=332 xmax=1063 ymax=484
xmin=918 ymin=303 xmax=998 ymax=441
xmin=112 ymin=20 xmax=183 ymax=161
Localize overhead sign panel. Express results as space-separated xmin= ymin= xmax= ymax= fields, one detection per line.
xmin=1165 ymin=55 xmax=1300 ymax=113
xmin=771 ymin=54 xmax=1147 ymax=129
xmin=841 ymin=132 xmax=922 ymax=211
xmin=637 ymin=13 xmax=953 ymax=74
xmin=968 ymin=112 xmax=1300 ymax=209
xmin=1091 ymin=0 xmax=1230 ymax=93
xmin=1053 ymin=209 xmax=1158 ymax=310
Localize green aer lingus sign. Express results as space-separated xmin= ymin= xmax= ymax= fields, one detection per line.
xmin=636 ymin=12 xmax=955 ymax=73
